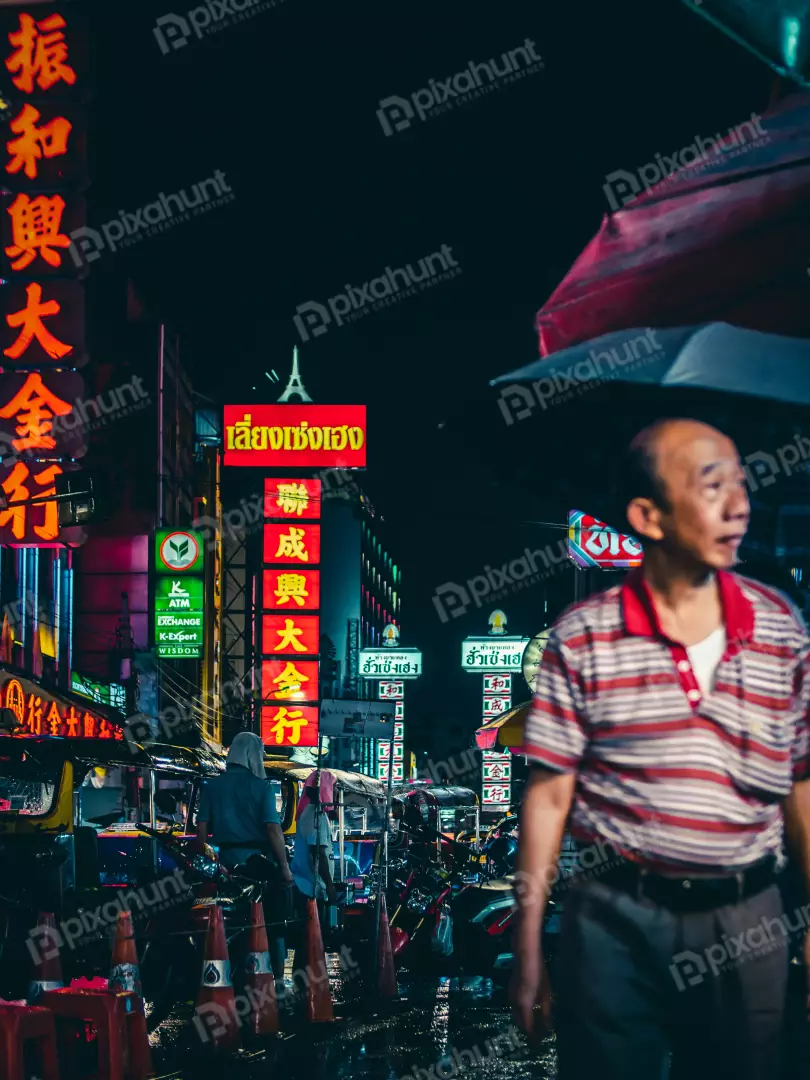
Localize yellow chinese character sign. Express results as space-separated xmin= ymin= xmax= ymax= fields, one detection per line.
xmin=261 ymin=704 xmax=318 ymax=747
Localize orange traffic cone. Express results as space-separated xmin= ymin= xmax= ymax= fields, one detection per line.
xmin=377 ymin=892 xmax=397 ymax=999
xmin=303 ymin=899 xmax=334 ymax=1023
xmin=109 ymin=911 xmax=153 ymax=1075
xmin=27 ymin=913 xmax=64 ymax=1003
xmin=109 ymin=911 xmax=142 ymax=1001
xmin=194 ymin=905 xmax=240 ymax=1051
xmin=243 ymin=902 xmax=279 ymax=1036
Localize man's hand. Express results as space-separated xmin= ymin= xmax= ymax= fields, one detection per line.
xmin=510 ymin=947 xmax=552 ymax=1038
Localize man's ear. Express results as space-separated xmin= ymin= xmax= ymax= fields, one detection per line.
xmin=626 ymin=498 xmax=664 ymax=543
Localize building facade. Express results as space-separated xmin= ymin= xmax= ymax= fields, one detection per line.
xmin=319 ymin=487 xmax=401 ymax=774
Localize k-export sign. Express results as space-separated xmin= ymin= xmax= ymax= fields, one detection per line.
xmin=359 ymin=648 xmax=422 ymax=679
xmin=223 ymin=404 xmax=367 ymax=468
xmin=154 ymin=577 xmax=204 ymax=658
xmin=462 ymin=637 xmax=528 ymax=672
xmin=567 ymin=510 xmax=642 ymax=570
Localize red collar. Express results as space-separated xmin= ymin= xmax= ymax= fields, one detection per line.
xmin=621 ymin=566 xmax=754 ymax=645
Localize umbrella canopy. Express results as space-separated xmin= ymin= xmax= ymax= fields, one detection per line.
xmin=475 ymin=702 xmax=531 ymax=752
xmin=494 ymin=323 xmax=810 ymax=406
xmin=485 ymin=321 xmax=810 ymax=525
xmin=535 ymin=93 xmax=810 ymax=357
xmin=681 ymin=1 xmax=810 ymax=89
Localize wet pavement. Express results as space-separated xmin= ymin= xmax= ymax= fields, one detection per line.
xmin=147 ymin=962 xmax=555 ymax=1080
xmin=147 ymin=956 xmax=808 ymax=1080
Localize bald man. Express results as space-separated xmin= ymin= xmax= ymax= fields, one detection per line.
xmin=511 ymin=419 xmax=810 ymax=1080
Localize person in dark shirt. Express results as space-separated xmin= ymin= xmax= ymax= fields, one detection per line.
xmin=196 ymin=732 xmax=292 ymax=979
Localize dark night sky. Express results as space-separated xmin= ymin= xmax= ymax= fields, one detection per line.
xmin=87 ymin=0 xmax=773 ymax=749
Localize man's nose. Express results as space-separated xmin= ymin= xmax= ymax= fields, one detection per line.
xmin=727 ymin=486 xmax=750 ymax=520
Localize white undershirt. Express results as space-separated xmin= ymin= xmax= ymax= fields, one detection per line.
xmin=685 ymin=627 xmax=726 ymax=697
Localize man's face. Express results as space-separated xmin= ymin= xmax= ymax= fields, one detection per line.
xmin=632 ymin=422 xmax=750 ymax=570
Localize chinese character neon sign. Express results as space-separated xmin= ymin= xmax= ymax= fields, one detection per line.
xmin=2 ymin=677 xmax=122 ymax=739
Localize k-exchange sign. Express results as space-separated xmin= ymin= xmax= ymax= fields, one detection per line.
xmin=155 ymin=577 xmax=204 ymax=658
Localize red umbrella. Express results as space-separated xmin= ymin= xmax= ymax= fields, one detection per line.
xmin=535 ymin=92 xmax=810 ymax=357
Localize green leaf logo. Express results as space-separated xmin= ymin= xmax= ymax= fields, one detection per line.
xmin=166 ymin=536 xmax=193 ymax=568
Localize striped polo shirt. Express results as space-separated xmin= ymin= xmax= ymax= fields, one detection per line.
xmin=521 ymin=568 xmax=810 ymax=874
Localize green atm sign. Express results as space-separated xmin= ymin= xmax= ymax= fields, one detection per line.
xmin=155 ymin=577 xmax=204 ymax=611
xmin=154 ymin=576 xmax=204 ymax=658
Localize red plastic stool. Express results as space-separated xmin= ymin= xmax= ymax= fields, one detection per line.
xmin=0 ymin=1002 xmax=60 ymax=1080
xmin=40 ymin=987 xmax=153 ymax=1080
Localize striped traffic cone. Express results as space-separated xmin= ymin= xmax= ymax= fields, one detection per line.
xmin=27 ymin=913 xmax=64 ymax=1003
xmin=243 ymin=902 xmax=279 ymax=1036
xmin=194 ymin=905 xmax=240 ymax=1051
xmin=109 ymin=911 xmax=142 ymax=1001
xmin=304 ymin=899 xmax=334 ymax=1023
xmin=377 ymin=892 xmax=397 ymax=999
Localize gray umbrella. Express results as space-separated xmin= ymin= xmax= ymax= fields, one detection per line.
xmin=476 ymin=321 xmax=810 ymax=531
xmin=491 ymin=323 xmax=810 ymax=417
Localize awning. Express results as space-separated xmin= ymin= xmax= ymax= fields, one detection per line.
xmin=475 ymin=702 xmax=530 ymax=751
xmin=263 ymin=759 xmax=386 ymax=802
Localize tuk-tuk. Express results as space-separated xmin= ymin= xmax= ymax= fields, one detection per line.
xmin=391 ymin=783 xmax=480 ymax=847
xmin=0 ymin=736 xmax=224 ymax=910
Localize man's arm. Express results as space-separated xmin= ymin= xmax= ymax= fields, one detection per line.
xmin=317 ymin=845 xmax=336 ymax=902
xmin=514 ymin=767 xmax=577 ymax=952
xmin=510 ymin=629 xmax=587 ymax=1036
xmin=262 ymin=782 xmax=292 ymax=882
xmin=511 ymin=768 xmax=576 ymax=1035
xmin=266 ymin=822 xmax=293 ymax=883
xmin=785 ymin=640 xmax=810 ymax=1011
xmin=315 ymin=812 xmax=336 ymax=901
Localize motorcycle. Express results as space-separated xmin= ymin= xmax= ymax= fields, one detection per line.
xmin=385 ymin=823 xmax=559 ymax=980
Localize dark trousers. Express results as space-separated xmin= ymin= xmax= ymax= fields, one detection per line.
xmin=555 ymin=878 xmax=790 ymax=1080
xmin=233 ymin=855 xmax=291 ymax=981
